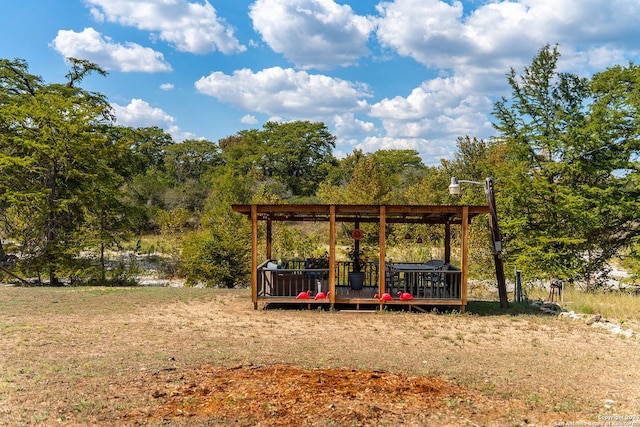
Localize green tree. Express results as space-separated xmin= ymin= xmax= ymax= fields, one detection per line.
xmin=432 ymin=136 xmax=509 ymax=278
xmin=180 ymin=168 xmax=253 ymax=287
xmin=260 ymin=121 xmax=336 ymax=197
xmin=492 ymin=45 xmax=640 ymax=285
xmin=317 ymin=149 xmax=425 ymax=205
xmin=116 ymin=127 xmax=175 ymax=232
xmin=345 ymin=156 xmax=393 ymax=204
xmin=160 ymin=139 xmax=222 ymax=213
xmin=220 ymin=121 xmax=337 ymax=199
xmin=128 ymin=126 xmax=174 ymax=173
xmin=164 ymin=139 xmax=221 ymax=183
xmin=0 ymin=58 xmax=122 ymax=284
xmin=372 ymin=149 xmax=426 ymax=191
xmin=585 ymin=63 xmax=640 ymax=277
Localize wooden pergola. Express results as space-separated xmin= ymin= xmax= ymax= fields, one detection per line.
xmin=232 ymin=204 xmax=491 ymax=311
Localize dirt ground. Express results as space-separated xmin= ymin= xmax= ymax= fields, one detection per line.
xmin=1 ymin=287 xmax=639 ymax=426
xmin=119 ymin=364 xmax=515 ymax=426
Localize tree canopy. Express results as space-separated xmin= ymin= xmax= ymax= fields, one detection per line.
xmin=1 ymin=51 xmax=640 ymax=289
xmin=0 ymin=58 xmax=120 ymax=284
xmin=493 ymin=45 xmax=640 ymax=285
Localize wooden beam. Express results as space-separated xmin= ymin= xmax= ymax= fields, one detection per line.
xmin=485 ymin=178 xmax=508 ymax=309
xmin=231 ymin=204 xmax=490 ymax=226
xmin=257 ymin=216 xmax=471 ymax=224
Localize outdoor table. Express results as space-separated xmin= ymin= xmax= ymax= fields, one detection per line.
xmin=388 ymin=263 xmax=437 ymax=296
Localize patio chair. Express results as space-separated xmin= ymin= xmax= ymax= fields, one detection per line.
xmin=373 ymin=260 xmax=403 ymax=293
xmin=423 ymin=259 xmax=445 ymax=284
xmin=422 ymin=260 xmax=447 ymax=297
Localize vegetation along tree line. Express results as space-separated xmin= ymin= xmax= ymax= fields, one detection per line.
xmin=1 ymin=44 xmax=639 ymax=290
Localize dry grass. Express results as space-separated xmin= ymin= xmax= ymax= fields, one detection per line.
xmin=1 ymin=286 xmax=639 ymax=426
xmin=526 ymin=286 xmax=640 ymax=329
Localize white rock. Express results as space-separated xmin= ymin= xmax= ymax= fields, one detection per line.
xmin=585 ymin=314 xmax=602 ymax=325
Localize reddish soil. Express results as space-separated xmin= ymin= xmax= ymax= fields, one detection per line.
xmin=120 ymin=364 xmax=520 ymax=426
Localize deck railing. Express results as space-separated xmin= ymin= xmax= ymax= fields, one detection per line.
xmin=385 ymin=265 xmax=461 ymax=299
xmin=257 ymin=259 xmax=377 ymax=297
xmin=257 ymin=260 xmax=461 ymax=299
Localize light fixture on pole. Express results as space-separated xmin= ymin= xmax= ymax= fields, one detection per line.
xmin=449 ymin=176 xmax=508 ymax=309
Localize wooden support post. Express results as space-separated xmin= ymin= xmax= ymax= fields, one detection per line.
xmin=444 ymin=222 xmax=451 ymax=264
xmin=251 ymin=205 xmax=258 ymax=310
xmin=461 ymin=206 xmax=469 ymax=312
xmin=379 ymin=206 xmax=386 ymax=297
xmin=266 ymin=219 xmax=272 ymax=260
xmin=329 ymin=205 xmax=336 ymax=309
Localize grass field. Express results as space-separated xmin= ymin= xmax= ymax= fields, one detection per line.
xmin=526 ymin=286 xmax=640 ymax=326
xmin=1 ymin=286 xmax=639 ymax=426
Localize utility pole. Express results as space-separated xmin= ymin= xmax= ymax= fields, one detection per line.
xmin=449 ymin=176 xmax=509 ymax=309
xmin=484 ymin=178 xmax=508 ymax=309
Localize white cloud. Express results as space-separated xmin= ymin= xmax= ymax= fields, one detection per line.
xmin=357 ymin=136 xmax=424 ymax=153
xmin=194 ymin=66 xmax=372 ymax=117
xmin=585 ymin=47 xmax=629 ymax=70
xmin=112 ymin=98 xmax=175 ymax=127
xmin=160 ymin=83 xmax=174 ymax=91
xmin=249 ymin=0 xmax=374 ymax=70
xmin=86 ymin=0 xmax=246 ymax=54
xmin=375 ymin=0 xmax=640 ymax=74
xmin=167 ymin=126 xmax=197 ymax=142
xmin=111 ymin=98 xmax=194 ymax=141
xmin=361 ymin=73 xmax=492 ymax=163
xmin=375 ymin=0 xmax=474 ymax=69
xmin=355 ymin=135 xmax=458 ymax=165
xmin=370 ymin=76 xmax=492 ymax=136
xmin=51 ymin=28 xmax=172 ymax=72
xmin=361 ymin=0 xmax=640 ymax=162
xmin=333 ymin=113 xmax=376 ymax=139
xmin=79 ymin=0 xmax=640 ymax=164
xmin=89 ymin=7 xmax=105 ymax=23
xmin=241 ymin=114 xmax=259 ymax=125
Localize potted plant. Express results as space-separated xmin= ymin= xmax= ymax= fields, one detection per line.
xmin=346 ymin=245 xmax=366 ymax=290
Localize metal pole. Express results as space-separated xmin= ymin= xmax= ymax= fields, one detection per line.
xmin=484 ymin=178 xmax=509 ymax=309
xmin=515 ymin=269 xmax=522 ymax=303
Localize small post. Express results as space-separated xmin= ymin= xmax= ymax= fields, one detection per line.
xmin=514 ymin=269 xmax=522 ymax=303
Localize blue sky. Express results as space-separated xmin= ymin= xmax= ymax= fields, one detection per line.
xmin=2 ymin=0 xmax=640 ymax=165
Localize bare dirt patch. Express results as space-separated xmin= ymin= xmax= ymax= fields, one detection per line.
xmin=1 ymin=287 xmax=639 ymax=426
xmin=118 ymin=364 xmax=504 ymax=426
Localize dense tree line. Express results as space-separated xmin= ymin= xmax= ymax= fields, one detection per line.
xmin=1 ymin=47 xmax=639 ymax=288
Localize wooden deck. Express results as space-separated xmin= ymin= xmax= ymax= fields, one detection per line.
xmin=232 ymin=204 xmax=495 ymax=313
xmin=257 ymin=260 xmax=464 ymax=311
